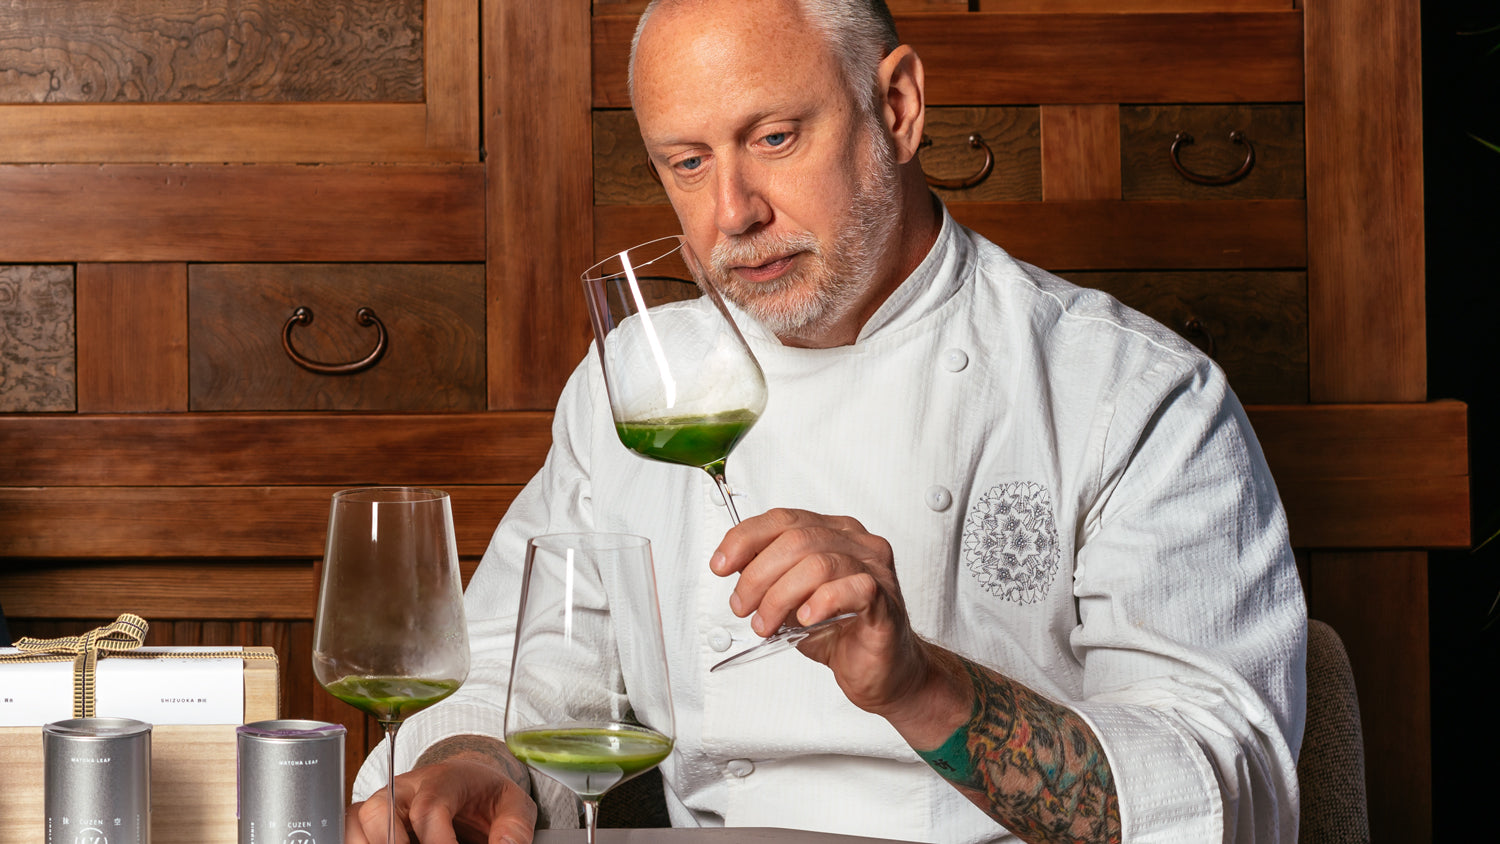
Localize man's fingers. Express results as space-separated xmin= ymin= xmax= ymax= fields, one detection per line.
xmin=488 ymin=781 xmax=540 ymax=844
xmin=346 ymin=801 xmax=372 ymax=844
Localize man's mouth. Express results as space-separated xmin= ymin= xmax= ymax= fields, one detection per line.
xmin=732 ymin=254 xmax=796 ymax=284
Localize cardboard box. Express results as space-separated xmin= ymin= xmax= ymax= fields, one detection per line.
xmin=0 ymin=647 xmax=279 ymax=844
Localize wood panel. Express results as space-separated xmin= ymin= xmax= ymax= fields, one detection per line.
xmin=979 ymin=1 xmax=1294 ymax=9
xmin=1041 ymin=105 xmax=1121 ymax=200
xmin=592 ymin=12 xmax=1306 ymax=108
xmin=0 ymin=264 xmax=74 ymax=412
xmin=0 ymin=413 xmax=553 ymax=486
xmin=0 ymin=164 xmax=485 ymax=263
xmin=1120 ymin=104 xmax=1306 ymax=200
xmin=1311 ymin=552 xmax=1431 ymax=843
xmin=595 ymin=200 xmax=1308 ymax=271
xmin=0 ymin=0 xmax=425 ymax=105
xmin=0 ymin=487 xmax=518 ymax=559
xmin=594 ymin=0 xmax=969 ymax=12
xmin=488 ymin=0 xmax=595 ymax=409
xmin=76 ymin=263 xmax=187 ymax=412
xmin=0 ymin=0 xmax=477 ymax=163
xmin=1305 ymin=0 xmax=1426 ymax=402
xmin=188 ymin=264 xmax=486 ymax=412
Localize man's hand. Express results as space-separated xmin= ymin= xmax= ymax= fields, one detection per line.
xmin=710 ymin=507 xmax=934 ymax=716
xmin=346 ymin=739 xmax=537 ymax=844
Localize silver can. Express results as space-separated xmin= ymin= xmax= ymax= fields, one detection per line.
xmin=236 ymin=719 xmax=345 ymax=844
xmin=43 ymin=717 xmax=152 ymax=844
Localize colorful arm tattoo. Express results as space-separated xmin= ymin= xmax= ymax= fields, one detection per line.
xmin=916 ymin=660 xmax=1121 ymax=844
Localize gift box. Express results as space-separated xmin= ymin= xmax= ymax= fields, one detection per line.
xmin=0 ymin=615 xmax=280 ymax=844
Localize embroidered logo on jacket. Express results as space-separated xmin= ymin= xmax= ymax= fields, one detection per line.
xmin=962 ymin=481 xmax=1060 ymax=604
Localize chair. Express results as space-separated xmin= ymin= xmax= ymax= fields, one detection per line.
xmin=1298 ymin=619 xmax=1371 ymax=843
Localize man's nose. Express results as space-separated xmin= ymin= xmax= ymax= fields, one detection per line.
xmin=713 ymin=159 xmax=771 ymax=237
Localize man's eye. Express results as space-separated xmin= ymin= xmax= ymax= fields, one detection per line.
xmin=675 ymin=156 xmax=704 ymax=172
xmin=763 ymin=132 xmax=788 ymax=147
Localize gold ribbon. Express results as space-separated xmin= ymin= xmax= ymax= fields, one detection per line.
xmin=0 ymin=613 xmax=274 ymax=718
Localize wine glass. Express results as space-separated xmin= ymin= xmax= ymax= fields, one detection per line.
xmin=582 ymin=236 xmax=854 ymax=670
xmin=504 ymin=533 xmax=675 ymax=844
xmin=312 ymin=486 xmax=470 ymax=843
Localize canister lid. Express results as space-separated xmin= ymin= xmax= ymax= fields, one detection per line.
xmin=238 ymin=719 xmax=347 ymax=740
xmin=43 ymin=717 xmax=153 ymax=738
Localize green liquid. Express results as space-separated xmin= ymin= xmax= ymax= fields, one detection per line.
xmin=323 ymin=675 xmax=462 ymax=722
xmin=507 ymin=724 xmax=674 ymax=799
xmin=615 ymin=409 xmax=758 ymax=476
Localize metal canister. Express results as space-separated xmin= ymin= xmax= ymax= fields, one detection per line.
xmin=236 ymin=719 xmax=346 ymax=844
xmin=43 ymin=717 xmax=153 ymax=844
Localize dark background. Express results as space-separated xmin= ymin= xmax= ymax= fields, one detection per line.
xmin=1423 ymin=1 xmax=1499 ymax=839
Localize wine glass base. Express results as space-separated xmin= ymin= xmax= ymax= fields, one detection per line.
xmin=709 ymin=612 xmax=857 ymax=671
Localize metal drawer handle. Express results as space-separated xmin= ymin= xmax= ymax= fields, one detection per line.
xmin=1170 ymin=130 xmax=1255 ymax=186
xmin=1182 ymin=316 xmax=1217 ymax=359
xmin=282 ymin=306 xmax=388 ymax=375
xmin=920 ymin=133 xmax=994 ymax=191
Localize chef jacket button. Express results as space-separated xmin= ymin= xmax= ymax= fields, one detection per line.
xmin=726 ymin=759 xmax=755 ymax=777
xmin=925 ymin=486 xmax=953 ymax=511
xmin=942 ymin=348 xmax=969 ymax=372
xmin=707 ymin=627 xmax=733 ymax=652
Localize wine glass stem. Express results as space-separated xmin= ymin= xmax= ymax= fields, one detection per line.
xmin=383 ymin=720 xmax=401 ymax=843
xmin=584 ymin=798 xmax=601 ymax=844
xmin=712 ymin=472 xmax=742 ymax=525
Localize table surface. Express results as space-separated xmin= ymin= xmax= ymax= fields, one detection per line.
xmin=536 ymin=829 xmax=926 ymax=844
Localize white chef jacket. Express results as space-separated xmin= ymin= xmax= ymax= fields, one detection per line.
xmin=355 ymin=205 xmax=1307 ymax=843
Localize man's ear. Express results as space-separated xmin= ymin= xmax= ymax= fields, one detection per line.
xmin=878 ymin=44 xmax=926 ymax=165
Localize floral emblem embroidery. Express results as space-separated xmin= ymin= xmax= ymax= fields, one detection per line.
xmin=962 ymin=481 xmax=1060 ymax=605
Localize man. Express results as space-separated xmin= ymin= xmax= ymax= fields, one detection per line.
xmin=347 ymin=1 xmax=1306 ymax=842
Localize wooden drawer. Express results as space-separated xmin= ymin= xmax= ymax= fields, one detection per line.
xmin=1063 ymin=270 xmax=1308 ymax=403
xmin=188 ymin=263 xmax=485 ymax=411
xmin=0 ymin=265 xmax=75 ymax=412
xmin=1121 ymin=104 xmax=1305 ymax=200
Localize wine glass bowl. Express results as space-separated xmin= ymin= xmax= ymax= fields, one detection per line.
xmin=312 ymin=486 xmax=469 ymax=839
xmin=505 ymin=533 xmax=675 ymax=843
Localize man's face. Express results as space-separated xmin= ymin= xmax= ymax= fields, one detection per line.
xmin=631 ymin=0 xmax=900 ymax=345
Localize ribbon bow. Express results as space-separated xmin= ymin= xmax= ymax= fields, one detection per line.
xmin=2 ymin=613 xmax=149 ymax=718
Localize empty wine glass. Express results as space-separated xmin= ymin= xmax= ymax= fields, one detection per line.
xmin=504 ymin=533 xmax=675 ymax=844
xmin=312 ymin=487 xmax=470 ymax=843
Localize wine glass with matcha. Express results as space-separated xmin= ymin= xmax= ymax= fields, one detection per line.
xmin=505 ymin=533 xmax=675 ymax=844
xmin=312 ymin=486 xmax=470 ymax=842
xmin=582 ymin=236 xmax=853 ymax=671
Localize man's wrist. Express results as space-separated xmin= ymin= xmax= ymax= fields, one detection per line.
xmin=415 ymin=733 xmax=532 ymax=791
xmin=877 ymin=640 xmax=976 ymax=751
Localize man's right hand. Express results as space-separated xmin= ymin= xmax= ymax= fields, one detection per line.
xmin=345 ymin=757 xmax=538 ymax=844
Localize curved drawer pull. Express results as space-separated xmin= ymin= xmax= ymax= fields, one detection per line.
xmin=921 ymin=133 xmax=994 ymax=191
xmin=1182 ymin=316 xmax=1217 ymax=359
xmin=1170 ymin=130 xmax=1255 ymax=186
xmin=282 ymin=306 xmax=388 ymax=375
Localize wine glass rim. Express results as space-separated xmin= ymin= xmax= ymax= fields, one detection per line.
xmin=528 ymin=531 xmax=651 ymax=552
xmin=582 ymin=235 xmax=687 ymax=283
xmin=332 ymin=486 xmax=450 ymax=503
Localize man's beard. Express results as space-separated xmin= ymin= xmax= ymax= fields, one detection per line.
xmin=704 ymin=125 xmax=901 ymax=339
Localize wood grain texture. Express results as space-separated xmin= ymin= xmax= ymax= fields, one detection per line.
xmin=0 ymin=0 xmax=423 ymax=104
xmin=978 ymin=0 xmax=1293 ymax=9
xmin=76 ymin=262 xmax=187 ymax=412
xmin=592 ymin=12 xmax=1305 ymax=108
xmin=188 ymin=264 xmax=485 ymax=412
xmin=596 ymin=200 xmax=1308 ymax=272
xmin=1041 ymin=105 xmax=1121 ymax=201
xmin=922 ymin=107 xmax=1043 ymax=201
xmin=0 ymin=413 xmax=553 ymax=486
xmin=1063 ymin=270 xmax=1307 ymax=403
xmin=1310 ymin=552 xmax=1431 ymax=844
xmin=594 ymin=0 xmax=968 ymax=12
xmin=1305 ymin=0 xmax=1426 ymax=402
xmin=425 ymin=0 xmax=481 ymax=152
xmin=0 ymin=264 xmax=74 ymax=412
xmin=0 ymin=486 xmax=519 ymax=559
xmin=1121 ymin=104 xmax=1305 ymax=200
xmin=0 ymin=164 xmax=485 ymax=263
xmin=488 ymin=0 xmax=595 ymax=410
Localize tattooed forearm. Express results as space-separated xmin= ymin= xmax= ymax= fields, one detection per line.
xmin=918 ymin=660 xmax=1120 ymax=844
xmin=415 ymin=733 xmax=533 ymax=792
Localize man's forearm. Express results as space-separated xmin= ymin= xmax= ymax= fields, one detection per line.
xmin=414 ymin=733 xmax=533 ymax=794
xmin=906 ymin=652 xmax=1121 ymax=844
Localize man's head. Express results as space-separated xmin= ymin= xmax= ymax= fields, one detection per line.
xmin=629 ymin=0 xmax=937 ymax=348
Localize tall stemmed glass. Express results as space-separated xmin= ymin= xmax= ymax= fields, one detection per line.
xmin=504 ymin=533 xmax=675 ymax=844
xmin=581 ymin=237 xmax=854 ymax=670
xmin=312 ymin=487 xmax=470 ymax=843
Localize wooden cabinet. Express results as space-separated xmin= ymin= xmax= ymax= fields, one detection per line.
xmin=0 ymin=1 xmax=1465 ymax=840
